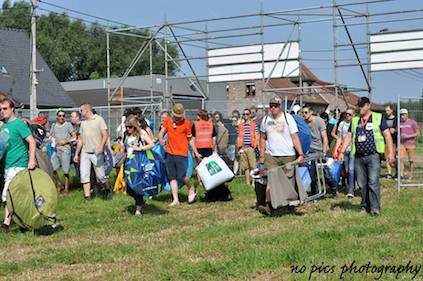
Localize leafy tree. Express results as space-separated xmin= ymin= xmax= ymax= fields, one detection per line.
xmin=0 ymin=0 xmax=179 ymax=81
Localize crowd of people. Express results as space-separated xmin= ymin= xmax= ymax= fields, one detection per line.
xmin=0 ymin=93 xmax=421 ymax=232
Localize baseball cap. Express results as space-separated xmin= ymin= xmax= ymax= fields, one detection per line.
xmin=269 ymin=96 xmax=282 ymax=105
xmin=400 ymin=108 xmax=408 ymax=115
xmin=357 ymin=96 xmax=371 ymax=107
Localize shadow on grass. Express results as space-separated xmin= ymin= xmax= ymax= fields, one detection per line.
xmin=151 ymin=192 xmax=188 ymax=203
xmin=270 ymin=206 xmax=306 ymax=217
xmin=330 ymin=200 xmax=361 ymax=212
xmin=125 ymin=204 xmax=169 ymax=216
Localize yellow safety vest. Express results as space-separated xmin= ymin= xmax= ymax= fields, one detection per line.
xmin=351 ymin=112 xmax=385 ymax=155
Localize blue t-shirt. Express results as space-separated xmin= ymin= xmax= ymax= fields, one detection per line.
xmin=349 ymin=115 xmax=388 ymax=157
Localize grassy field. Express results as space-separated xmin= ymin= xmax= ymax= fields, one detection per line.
xmin=1 ymin=176 xmax=423 ymax=281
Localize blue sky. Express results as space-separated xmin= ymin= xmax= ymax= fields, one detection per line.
xmin=4 ymin=0 xmax=423 ymax=103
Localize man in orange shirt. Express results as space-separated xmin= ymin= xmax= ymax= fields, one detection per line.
xmin=159 ymin=103 xmax=201 ymax=206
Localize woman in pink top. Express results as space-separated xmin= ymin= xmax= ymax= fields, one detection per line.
xmin=399 ymin=109 xmax=421 ymax=180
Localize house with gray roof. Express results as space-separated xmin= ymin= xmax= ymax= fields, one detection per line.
xmin=61 ymin=74 xmax=227 ymax=112
xmin=0 ymin=28 xmax=74 ymax=108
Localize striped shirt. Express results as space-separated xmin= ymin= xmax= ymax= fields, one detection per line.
xmin=242 ymin=123 xmax=258 ymax=148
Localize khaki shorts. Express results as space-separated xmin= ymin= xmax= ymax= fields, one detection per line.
xmin=239 ymin=147 xmax=257 ymax=171
xmin=80 ymin=151 xmax=107 ymax=184
xmin=400 ymin=144 xmax=415 ymax=162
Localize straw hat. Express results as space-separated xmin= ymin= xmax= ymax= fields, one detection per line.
xmin=172 ymin=103 xmax=185 ymax=118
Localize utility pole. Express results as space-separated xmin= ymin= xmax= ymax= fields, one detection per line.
xmin=30 ymin=0 xmax=38 ymax=118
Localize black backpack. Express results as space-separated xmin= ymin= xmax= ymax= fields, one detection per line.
xmin=27 ymin=123 xmax=47 ymax=149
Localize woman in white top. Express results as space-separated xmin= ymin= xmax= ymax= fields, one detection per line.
xmin=122 ymin=115 xmax=154 ymax=216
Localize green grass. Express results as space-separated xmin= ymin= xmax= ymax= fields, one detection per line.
xmin=1 ymin=176 xmax=423 ymax=281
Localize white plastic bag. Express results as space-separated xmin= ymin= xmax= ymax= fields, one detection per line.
xmin=196 ymin=153 xmax=234 ymax=191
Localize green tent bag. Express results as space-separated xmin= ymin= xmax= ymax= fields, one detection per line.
xmin=6 ymin=168 xmax=58 ymax=230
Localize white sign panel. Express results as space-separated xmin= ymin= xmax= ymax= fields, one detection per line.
xmin=370 ymin=30 xmax=423 ymax=72
xmin=207 ymin=42 xmax=300 ymax=82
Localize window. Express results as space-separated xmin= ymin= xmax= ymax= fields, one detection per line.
xmin=245 ymin=83 xmax=256 ymax=97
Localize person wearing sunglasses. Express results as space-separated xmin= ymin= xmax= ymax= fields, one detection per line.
xmin=339 ymin=97 xmax=394 ymax=216
xmin=257 ymin=96 xmax=305 ymax=215
xmin=50 ymin=108 xmax=73 ymax=194
xmin=0 ymin=97 xmax=36 ymax=233
xmin=237 ymin=108 xmax=259 ymax=186
xmin=122 ymin=116 xmax=154 ymax=216
xmin=333 ymin=108 xmax=356 ymax=198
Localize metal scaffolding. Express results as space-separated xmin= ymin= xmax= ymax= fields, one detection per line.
xmin=104 ymin=0 xmax=423 ymax=122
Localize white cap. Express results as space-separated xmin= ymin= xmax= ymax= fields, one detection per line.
xmin=400 ymin=108 xmax=408 ymax=115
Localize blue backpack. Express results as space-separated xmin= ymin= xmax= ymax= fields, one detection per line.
xmin=290 ymin=114 xmax=312 ymax=154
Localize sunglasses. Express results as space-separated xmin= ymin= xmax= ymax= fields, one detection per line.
xmin=243 ymin=113 xmax=250 ymax=116
xmin=0 ymin=107 xmax=9 ymax=111
xmin=269 ymin=103 xmax=279 ymax=108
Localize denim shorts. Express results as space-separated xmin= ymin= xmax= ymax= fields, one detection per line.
xmin=165 ymin=154 xmax=188 ymax=182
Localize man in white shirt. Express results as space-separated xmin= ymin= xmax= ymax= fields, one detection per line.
xmin=258 ymin=97 xmax=304 ymax=215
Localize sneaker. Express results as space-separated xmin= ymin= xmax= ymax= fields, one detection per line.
xmin=346 ymin=193 xmax=354 ymax=198
xmin=371 ymin=209 xmax=380 ymax=216
xmin=385 ymin=174 xmax=392 ymax=179
xmin=257 ymin=205 xmax=272 ymax=216
xmin=135 ymin=210 xmax=143 ymax=216
xmin=408 ymin=177 xmax=413 ymax=181
xmin=359 ymin=209 xmax=368 ymax=216
xmin=1 ymin=223 xmax=10 ymax=233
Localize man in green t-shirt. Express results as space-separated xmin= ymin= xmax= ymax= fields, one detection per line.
xmin=0 ymin=98 xmax=36 ymax=233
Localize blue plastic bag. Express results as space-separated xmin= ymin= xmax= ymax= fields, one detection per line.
xmin=0 ymin=129 xmax=9 ymax=159
xmin=102 ymin=146 xmax=114 ymax=176
xmin=298 ymin=166 xmax=312 ymax=191
xmin=124 ymin=149 xmax=167 ymax=197
xmin=329 ymin=160 xmax=343 ymax=184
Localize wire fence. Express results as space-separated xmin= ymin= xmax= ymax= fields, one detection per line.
xmin=396 ymin=97 xmax=423 ymax=190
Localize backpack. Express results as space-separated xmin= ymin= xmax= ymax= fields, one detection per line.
xmin=27 ymin=122 xmax=47 ymax=149
xmin=289 ymin=114 xmax=312 ymax=154
xmin=216 ymin=123 xmax=229 ymax=153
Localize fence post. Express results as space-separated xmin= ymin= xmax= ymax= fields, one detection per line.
xmin=397 ymin=95 xmax=401 ymax=192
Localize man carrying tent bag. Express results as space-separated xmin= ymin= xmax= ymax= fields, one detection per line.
xmin=258 ymin=97 xmax=305 ymax=216
xmin=0 ymin=97 xmax=36 ymax=233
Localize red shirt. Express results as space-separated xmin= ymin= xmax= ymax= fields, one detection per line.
xmin=162 ymin=117 xmax=192 ymax=157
